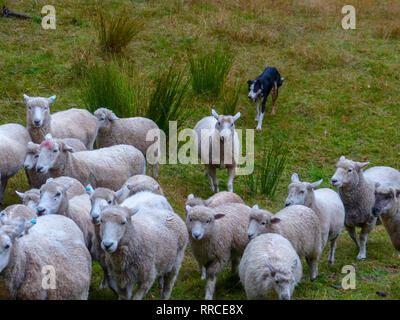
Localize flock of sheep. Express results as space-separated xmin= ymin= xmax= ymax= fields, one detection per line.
xmin=0 ymin=94 xmax=399 ymax=300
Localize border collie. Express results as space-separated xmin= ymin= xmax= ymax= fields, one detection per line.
xmin=247 ymin=67 xmax=284 ymax=130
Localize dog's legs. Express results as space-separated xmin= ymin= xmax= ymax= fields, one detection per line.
xmin=255 ymin=100 xmax=260 ymax=121
xmin=271 ymin=82 xmax=278 ymax=115
xmin=256 ymin=98 xmax=266 ymax=131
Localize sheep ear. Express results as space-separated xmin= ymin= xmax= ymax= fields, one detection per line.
xmin=270 ymin=217 xmax=281 ymax=224
xmin=233 ymin=112 xmax=241 ymax=122
xmin=187 ymin=194 xmax=194 ymax=200
xmin=252 ymin=204 xmax=259 ymax=209
xmin=185 ymin=205 xmax=192 ymax=212
xmin=45 ymin=177 xmax=54 ymax=184
xmin=85 ymin=184 xmax=94 ymax=197
xmin=63 ymin=181 xmax=73 ymax=192
xmin=211 ymin=109 xmax=219 ymax=120
xmin=15 ymin=191 xmax=25 ymax=199
xmin=214 ymin=213 xmax=225 ymax=220
xmin=45 ymin=133 xmax=53 ymax=140
xmin=114 ymin=188 xmax=123 ymax=200
xmin=291 ymin=259 xmax=298 ymax=272
xmin=126 ymin=208 xmax=138 ymax=217
xmin=396 ymin=190 xmax=400 ymax=198
xmin=107 ymin=110 xmax=118 ymax=121
xmin=310 ymin=179 xmax=323 ymax=189
xmin=48 ymin=95 xmax=56 ymax=103
xmin=27 ymin=141 xmax=37 ymax=148
xmin=339 ymin=156 xmax=346 ymax=161
xmin=0 ymin=211 xmax=8 ymax=224
xmin=356 ymin=161 xmax=370 ymax=170
xmin=62 ymin=144 xmax=74 ymax=153
xmin=291 ymin=173 xmax=300 ymax=183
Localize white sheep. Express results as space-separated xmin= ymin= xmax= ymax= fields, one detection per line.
xmin=1 ymin=204 xmax=37 ymax=222
xmin=193 ymin=109 xmax=241 ymax=193
xmin=94 ymin=108 xmax=160 ymax=177
xmin=0 ymin=214 xmax=91 ymax=299
xmin=99 ymin=205 xmax=188 ymax=300
xmin=285 ymin=173 xmax=345 ymax=265
xmin=372 ymin=183 xmax=400 ymax=251
xmin=24 ymin=136 xmax=86 ymax=188
xmin=16 ymin=176 xmax=86 ymax=211
xmin=36 ymin=178 xmax=94 ymax=251
xmin=331 ymin=156 xmax=400 ymax=260
xmin=36 ymin=135 xmax=146 ymax=190
xmin=248 ymin=204 xmax=323 ymax=281
xmin=239 ymin=233 xmax=302 ymax=300
xmin=24 ymin=94 xmax=97 ymax=149
xmin=186 ymin=203 xmax=251 ymax=300
xmin=115 ymin=174 xmax=164 ymax=203
xmin=185 ymin=191 xmax=243 ymax=213
xmin=0 ymin=123 xmax=31 ymax=205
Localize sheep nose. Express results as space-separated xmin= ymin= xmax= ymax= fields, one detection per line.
xmin=192 ymin=232 xmax=201 ymax=240
xmin=221 ymin=136 xmax=224 ymax=142
xmin=36 ymin=207 xmax=46 ymax=215
xmin=102 ymin=241 xmax=113 ymax=250
xmin=248 ymin=233 xmax=253 ymax=240
xmin=285 ymin=202 xmax=291 ymax=207
xmin=36 ymin=166 xmax=43 ymax=173
xmin=91 ymin=214 xmax=100 ymax=223
xmin=372 ymin=207 xmax=380 ymax=216
xmin=34 ymin=120 xmax=41 ymax=126
xmin=331 ymin=178 xmax=338 ymax=185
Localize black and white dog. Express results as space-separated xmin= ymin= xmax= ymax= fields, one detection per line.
xmin=247 ymin=67 xmax=284 ymax=130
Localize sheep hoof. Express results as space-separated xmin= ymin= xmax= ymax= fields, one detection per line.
xmin=357 ymin=254 xmax=366 ymax=261
xmin=255 ymin=127 xmax=262 ymax=131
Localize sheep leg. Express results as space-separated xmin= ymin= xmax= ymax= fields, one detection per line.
xmin=201 ymin=266 xmax=206 ymax=280
xmin=161 ymin=269 xmax=180 ymax=300
xmin=207 ymin=166 xmax=219 ymax=193
xmin=328 ymin=237 xmax=338 ymax=266
xmin=345 ymin=226 xmax=360 ymax=249
xmin=158 ymin=277 xmax=164 ymax=298
xmin=0 ymin=176 xmax=8 ymax=205
xmin=231 ymin=254 xmax=240 ymax=275
xmin=152 ymin=163 xmax=159 ymax=178
xmin=227 ymin=166 xmax=235 ymax=193
xmin=133 ymin=279 xmax=154 ymax=300
xmin=205 ymin=275 xmax=217 ymax=300
xmin=271 ymin=83 xmax=278 ymax=115
xmin=357 ymin=220 xmax=376 ymax=260
xmin=117 ymin=284 xmax=134 ymax=300
xmin=306 ymin=256 xmax=319 ymax=281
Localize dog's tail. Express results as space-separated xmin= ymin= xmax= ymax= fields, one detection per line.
xmin=279 ymin=77 xmax=285 ymax=87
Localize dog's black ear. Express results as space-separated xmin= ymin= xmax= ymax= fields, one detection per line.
xmin=247 ymin=80 xmax=253 ymax=86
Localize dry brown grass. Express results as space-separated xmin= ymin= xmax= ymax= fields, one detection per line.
xmin=375 ymin=21 xmax=400 ymax=40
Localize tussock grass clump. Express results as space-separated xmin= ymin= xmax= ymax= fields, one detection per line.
xmin=189 ymin=45 xmax=234 ymax=97
xmin=376 ymin=22 xmax=400 ymax=40
xmin=81 ymin=61 xmax=137 ymax=118
xmin=146 ymin=66 xmax=189 ymax=135
xmin=95 ymin=7 xmax=144 ymax=56
xmin=217 ymin=79 xmax=241 ymax=115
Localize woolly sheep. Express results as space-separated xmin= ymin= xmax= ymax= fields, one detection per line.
xmin=36 ymin=178 xmax=94 ymax=251
xmin=372 ymin=183 xmax=400 ymax=250
xmin=94 ymin=108 xmax=160 ymax=177
xmin=16 ymin=176 xmax=86 ymax=211
xmin=193 ymin=109 xmax=241 ymax=193
xmin=24 ymin=137 xmax=86 ymax=188
xmin=285 ymin=173 xmax=345 ymax=265
xmin=331 ymin=156 xmax=400 ymax=260
xmin=185 ymin=191 xmax=243 ymax=213
xmin=0 ymin=123 xmax=31 ymax=205
xmin=239 ymin=233 xmax=302 ymax=300
xmin=248 ymin=204 xmax=323 ymax=281
xmin=0 ymin=214 xmax=91 ymax=299
xmin=24 ymin=94 xmax=97 ymax=149
xmin=99 ymin=205 xmax=188 ymax=300
xmin=186 ymin=203 xmax=251 ymax=300
xmin=1 ymin=204 xmax=37 ymax=222
xmin=36 ymin=135 xmax=146 ymax=190
xmin=115 ymin=175 xmax=164 ymax=203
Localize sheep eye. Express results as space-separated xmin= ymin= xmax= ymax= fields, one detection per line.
xmin=55 ymin=192 xmax=61 ymax=197
xmin=261 ymin=222 xmax=266 ymax=225
xmin=107 ymin=200 xmax=112 ymax=204
xmin=4 ymin=244 xmax=10 ymax=249
xmin=53 ymin=149 xmax=58 ymax=153
xmin=206 ymin=219 xmax=211 ymax=224
xmin=275 ymin=280 xmax=279 ymax=284
xmin=121 ymin=221 xmax=126 ymax=225
xmin=347 ymin=169 xmax=352 ymax=173
xmin=189 ymin=218 xmax=193 ymax=222
xmin=217 ymin=122 xmax=220 ymax=126
xmin=34 ymin=155 xmax=39 ymax=158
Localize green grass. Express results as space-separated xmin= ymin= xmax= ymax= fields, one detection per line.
xmin=1 ymin=0 xmax=400 ymax=300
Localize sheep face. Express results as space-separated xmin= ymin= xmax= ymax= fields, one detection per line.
xmin=24 ymin=142 xmax=40 ymax=170
xmin=212 ymin=109 xmax=241 ymax=143
xmin=0 ymin=218 xmax=28 ymax=273
xmin=94 ymin=108 xmax=118 ymax=131
xmin=24 ymin=95 xmax=55 ymax=128
xmin=266 ymin=259 xmax=298 ymax=300
xmin=247 ymin=208 xmax=277 ymax=240
xmin=100 ymin=206 xmax=133 ymax=253
xmin=331 ymin=156 xmax=370 ymax=189
xmin=16 ymin=190 xmax=40 ymax=210
xmin=87 ymin=186 xmax=117 ymax=224
xmin=285 ymin=173 xmax=322 ymax=207
xmin=36 ymin=139 xmax=73 ymax=174
xmin=36 ymin=180 xmax=72 ymax=216
xmin=372 ymin=184 xmax=400 ymax=217
xmin=186 ymin=206 xmax=225 ymax=241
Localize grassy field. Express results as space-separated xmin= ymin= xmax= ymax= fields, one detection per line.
xmin=1 ymin=0 xmax=400 ymax=300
